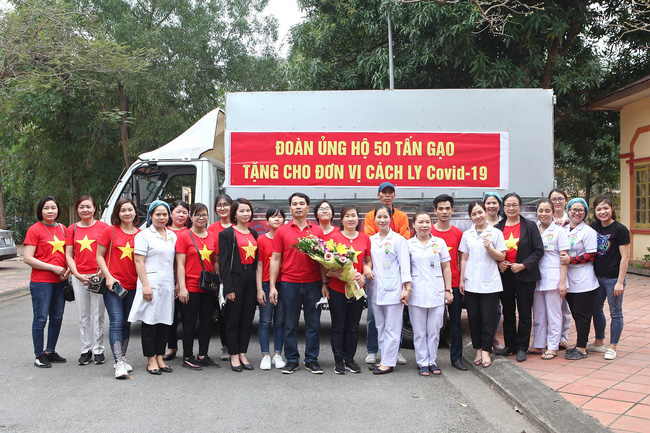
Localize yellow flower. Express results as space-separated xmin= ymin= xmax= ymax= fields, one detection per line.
xmin=336 ymin=244 xmax=348 ymax=255
xmin=326 ymin=239 xmax=335 ymax=252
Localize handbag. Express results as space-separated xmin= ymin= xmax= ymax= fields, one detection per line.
xmin=87 ymin=227 xmax=114 ymax=295
xmin=63 ymin=279 xmax=75 ymax=302
xmin=188 ymin=230 xmax=219 ymax=293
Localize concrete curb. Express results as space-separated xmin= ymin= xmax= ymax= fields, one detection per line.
xmin=460 ymin=336 xmax=608 ymax=433
xmin=0 ymin=286 xmax=29 ymax=303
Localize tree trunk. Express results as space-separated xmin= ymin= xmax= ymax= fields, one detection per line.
xmin=118 ymin=82 xmax=130 ymax=168
xmin=0 ymin=180 xmax=7 ymax=230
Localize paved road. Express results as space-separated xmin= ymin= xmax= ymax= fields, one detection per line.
xmin=0 ymin=294 xmax=541 ymax=432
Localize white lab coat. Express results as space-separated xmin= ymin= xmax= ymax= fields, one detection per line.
xmin=565 ymin=222 xmax=599 ymax=293
xmin=458 ymin=225 xmax=506 ymax=294
xmin=407 ymin=235 xmax=450 ymax=308
xmin=367 ymin=230 xmax=411 ymax=306
xmin=536 ymin=222 xmax=570 ymax=292
xmin=128 ymin=226 xmax=177 ymax=325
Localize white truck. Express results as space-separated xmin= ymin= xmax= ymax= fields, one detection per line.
xmin=101 ymin=89 xmax=555 ymax=228
xmin=100 ymin=89 xmax=555 ymax=348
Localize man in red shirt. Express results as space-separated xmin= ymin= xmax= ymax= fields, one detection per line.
xmin=430 ymin=194 xmax=467 ymax=371
xmin=270 ymin=193 xmax=328 ymax=374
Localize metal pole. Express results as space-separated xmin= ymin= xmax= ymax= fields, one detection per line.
xmin=388 ymin=14 xmax=395 ymax=90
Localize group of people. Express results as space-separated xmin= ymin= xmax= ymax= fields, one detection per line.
xmin=24 ymin=182 xmax=629 ymax=378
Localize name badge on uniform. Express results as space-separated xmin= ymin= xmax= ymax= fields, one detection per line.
xmin=383 ymin=261 xmax=391 ymax=268
xmin=568 ymin=249 xmax=577 ymax=257
xmin=544 ymin=244 xmax=554 ymax=251
xmin=430 ymin=261 xmax=436 ymax=268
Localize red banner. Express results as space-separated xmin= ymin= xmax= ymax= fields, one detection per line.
xmin=229 ymin=132 xmax=507 ymax=188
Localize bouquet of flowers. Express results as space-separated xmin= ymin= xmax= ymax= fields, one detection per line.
xmin=292 ymin=236 xmax=366 ymax=300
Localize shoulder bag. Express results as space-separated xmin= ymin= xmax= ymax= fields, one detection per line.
xmin=188 ymin=230 xmax=219 ymax=293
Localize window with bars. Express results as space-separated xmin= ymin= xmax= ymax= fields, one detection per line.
xmin=636 ymin=164 xmax=650 ymax=228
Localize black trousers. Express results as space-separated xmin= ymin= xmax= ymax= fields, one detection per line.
xmin=167 ymin=299 xmax=183 ymax=350
xmin=329 ymin=289 xmax=364 ymax=360
xmin=566 ymin=289 xmax=597 ymax=348
xmin=500 ymin=269 xmax=536 ymax=351
xmin=224 ymin=267 xmax=257 ymax=355
xmin=141 ymin=322 xmax=170 ymax=357
xmin=181 ymin=291 xmax=217 ymax=358
xmin=465 ymin=291 xmax=501 ymax=351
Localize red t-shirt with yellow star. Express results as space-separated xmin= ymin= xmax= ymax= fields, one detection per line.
xmin=235 ymin=229 xmax=257 ymax=265
xmin=257 ymin=233 xmax=281 ymax=282
xmin=175 ymin=229 xmax=217 ymax=293
xmin=502 ymin=223 xmax=521 ymax=263
xmin=24 ymin=222 xmax=68 ymax=283
xmin=328 ymin=231 xmax=371 ymax=294
xmin=65 ymin=221 xmax=110 ymax=274
xmin=97 ymin=225 xmax=141 ymax=290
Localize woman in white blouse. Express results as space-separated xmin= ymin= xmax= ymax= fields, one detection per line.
xmin=459 ymin=201 xmax=507 ymax=368
xmin=407 ymin=210 xmax=453 ymax=376
xmin=366 ymin=204 xmax=411 ymax=374
xmin=559 ymin=198 xmax=599 ymax=360
xmin=129 ymin=201 xmax=177 ymax=375
xmin=531 ymin=199 xmax=569 ymax=360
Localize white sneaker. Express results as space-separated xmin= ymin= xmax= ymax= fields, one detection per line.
xmin=124 ymin=360 xmax=133 ymax=372
xmin=365 ymin=353 xmax=377 ymax=364
xmin=114 ymin=361 xmax=128 ymax=379
xmin=272 ymin=353 xmax=286 ymax=369
xmin=588 ymin=343 xmax=606 ymax=353
xmin=604 ymin=348 xmax=617 ymax=360
xmin=397 ymin=352 xmax=407 ymax=365
xmin=260 ymin=355 xmax=272 ymax=370
xmin=220 ymin=346 xmax=229 ymax=361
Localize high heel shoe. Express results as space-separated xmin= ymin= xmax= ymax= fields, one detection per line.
xmin=230 ymin=360 xmax=242 ymax=372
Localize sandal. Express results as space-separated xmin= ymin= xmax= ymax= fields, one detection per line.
xmin=527 ymin=349 xmax=543 ymax=354
xmin=418 ymin=366 xmax=430 ymax=376
xmin=482 ymin=359 xmax=492 ymax=368
xmin=429 ymin=363 xmax=442 ymax=376
xmin=558 ymin=341 xmax=568 ymax=350
xmin=541 ymin=351 xmax=557 ymax=360
xmin=473 ymin=359 xmax=482 ymax=366
xmin=565 ymin=348 xmax=588 ymax=360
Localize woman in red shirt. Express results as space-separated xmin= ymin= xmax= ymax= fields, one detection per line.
xmin=96 ymin=198 xmax=141 ymax=379
xmin=219 ymin=198 xmax=259 ymax=371
xmin=314 ymin=199 xmax=339 ymax=241
xmin=24 ymin=196 xmax=70 ymax=368
xmin=175 ymin=203 xmax=219 ymax=370
xmin=163 ymin=200 xmax=190 ymax=361
xmin=328 ymin=204 xmax=372 ymax=374
xmin=208 ymin=193 xmax=233 ymax=360
xmin=65 ymin=195 xmax=109 ymax=366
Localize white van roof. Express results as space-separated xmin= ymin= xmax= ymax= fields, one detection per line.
xmin=138 ymin=108 xmax=225 ymax=162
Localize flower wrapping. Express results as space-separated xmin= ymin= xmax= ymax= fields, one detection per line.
xmin=292 ymin=236 xmax=366 ymax=300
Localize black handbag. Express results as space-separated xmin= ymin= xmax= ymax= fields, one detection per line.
xmin=188 ymin=230 xmax=219 ymax=293
xmin=87 ymin=227 xmax=114 ymax=295
xmin=63 ymin=280 xmax=75 ymax=302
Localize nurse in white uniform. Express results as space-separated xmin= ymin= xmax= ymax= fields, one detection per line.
xmin=532 ymin=199 xmax=569 ymax=359
xmin=129 ymin=201 xmax=177 ymax=375
xmin=549 ymin=187 xmax=572 ymax=349
xmin=407 ymin=210 xmax=453 ymax=376
xmin=559 ymin=198 xmax=599 ymax=360
xmin=459 ymin=201 xmax=507 ymax=368
xmin=366 ymin=204 xmax=411 ymax=375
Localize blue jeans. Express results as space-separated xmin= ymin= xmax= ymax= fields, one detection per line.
xmin=258 ymin=282 xmax=285 ymax=355
xmin=366 ymin=299 xmax=378 ymax=354
xmin=592 ymin=277 xmax=625 ymax=344
xmin=30 ymin=281 xmax=66 ymax=356
xmin=448 ymin=286 xmax=463 ymax=362
xmin=103 ymin=289 xmax=136 ymax=362
xmin=281 ymin=281 xmax=322 ymax=363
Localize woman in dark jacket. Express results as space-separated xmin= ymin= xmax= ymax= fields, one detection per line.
xmin=494 ymin=193 xmax=544 ymax=362
xmin=219 ymin=198 xmax=259 ymax=372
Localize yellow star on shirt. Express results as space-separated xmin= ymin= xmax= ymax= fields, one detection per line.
xmin=48 ymin=235 xmax=66 ymax=255
xmin=76 ymin=235 xmax=95 ymax=252
xmin=505 ymin=233 xmax=519 ymax=251
xmin=199 ymin=244 xmax=214 ymax=262
xmin=241 ymin=240 xmax=257 ymax=260
xmin=118 ymin=241 xmax=134 ymax=260
xmin=448 ymin=246 xmax=453 ymax=251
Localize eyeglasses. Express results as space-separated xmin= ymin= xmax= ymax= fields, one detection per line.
xmin=569 ymin=208 xmax=585 ymax=214
xmin=318 ymin=207 xmax=332 ymax=212
xmin=216 ymin=204 xmax=229 ymax=209
xmin=194 ymin=214 xmax=209 ymax=219
xmin=504 ymin=204 xmax=520 ymax=209
xmin=550 ymin=198 xmax=565 ymax=203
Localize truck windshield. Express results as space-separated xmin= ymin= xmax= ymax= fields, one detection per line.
xmin=120 ymin=163 xmax=196 ymax=222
